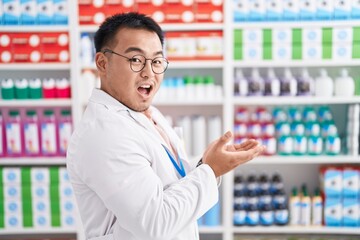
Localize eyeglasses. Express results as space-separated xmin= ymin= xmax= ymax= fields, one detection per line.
xmin=102 ymin=49 xmax=169 ymax=74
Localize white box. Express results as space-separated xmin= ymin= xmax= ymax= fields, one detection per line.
xmin=265 ymin=0 xmax=282 ymax=20
xmin=273 ymin=43 xmax=291 ymax=60
xmin=333 ymin=27 xmax=353 ymax=43
xmin=332 ymin=43 xmax=352 ymax=59
xmin=323 ymin=168 xmax=343 ymax=198
xmin=299 ymin=0 xmax=316 ymax=19
xmin=165 ymin=37 xmax=196 ymax=58
xmin=33 ymin=214 xmax=51 ymax=228
xmin=5 ymin=214 xmax=23 ymax=228
xmin=32 ymin=185 xmax=49 ymax=199
xmin=343 ymin=198 xmax=359 ymax=226
xmin=196 ymin=35 xmax=223 ymax=58
xmin=61 ymin=214 xmax=76 ymax=227
xmin=317 ymin=0 xmax=334 ymax=19
xmin=59 ymin=167 xmax=70 ymax=183
xmin=4 ymin=200 xmax=22 ymax=215
xmin=282 ymin=0 xmax=299 ymax=19
xmin=243 ymin=44 xmax=262 ymax=61
xmin=243 ymin=28 xmax=263 ymax=44
xmin=31 ymin=167 xmax=50 ymax=184
xmin=324 ymin=198 xmax=342 ymax=226
xmin=303 ymin=28 xmax=322 ymax=43
xmin=60 ymin=183 xmax=74 ymax=200
xmin=4 ymin=185 xmax=21 ymax=199
xmin=273 ymin=28 xmax=291 ymax=43
xmin=3 ymin=168 xmax=21 ymax=183
xmin=303 ymin=44 xmax=321 ymax=60
xmin=61 ymin=199 xmax=76 ymax=214
xmin=249 ymin=0 xmax=266 ymax=20
xmin=342 ymin=168 xmax=359 ymax=198
xmin=334 ymin=0 xmax=351 ymax=19
xmin=233 ymin=0 xmax=249 ymax=21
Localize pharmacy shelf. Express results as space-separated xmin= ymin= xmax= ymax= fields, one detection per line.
xmin=248 ymin=155 xmax=360 ymax=165
xmin=81 ymin=60 xmax=224 ymax=70
xmin=233 ymin=96 xmax=360 ymax=106
xmin=233 ymin=60 xmax=360 ymax=68
xmin=233 ymin=20 xmax=360 ymax=29
xmin=233 ymin=226 xmax=360 ymax=235
xmin=0 ymin=99 xmax=72 ymax=107
xmin=79 ymin=23 xmax=223 ymax=33
xmin=153 ymin=99 xmax=223 ymax=106
xmin=0 ymin=157 xmax=66 ymax=166
xmin=199 ymin=226 xmax=224 ymax=234
xmin=0 ymin=25 xmax=69 ymax=32
xmin=0 ymin=63 xmax=71 ymax=70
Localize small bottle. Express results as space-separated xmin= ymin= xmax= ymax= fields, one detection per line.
xmin=23 ymin=110 xmax=40 ymax=156
xmin=315 ymin=69 xmax=333 ymax=97
xmin=289 ymin=187 xmax=301 ymax=226
xmin=234 ymin=68 xmax=248 ymax=96
xmin=29 ymin=78 xmax=43 ymax=99
xmin=270 ymin=173 xmax=284 ymax=195
xmin=334 ymin=68 xmax=355 ymax=96
xmin=246 ymin=190 xmax=259 ymax=226
xmin=1 ymin=78 xmax=15 ymax=100
xmin=297 ymin=68 xmax=314 ymax=96
xmin=234 ymin=202 xmax=246 ymax=226
xmin=40 ymin=110 xmax=58 ymax=156
xmin=300 ymin=184 xmax=311 ymax=226
xmin=280 ymin=68 xmax=297 ymax=96
xmin=259 ymin=203 xmax=274 ymax=226
xmin=248 ymin=68 xmax=264 ymax=96
xmin=58 ymin=109 xmax=72 ymax=156
xmin=311 ymin=187 xmax=323 ymax=226
xmin=264 ymin=68 xmax=280 ymax=96
xmin=80 ymin=33 xmax=94 ymax=65
xmin=5 ymin=110 xmax=23 ymax=157
xmin=274 ymin=202 xmax=289 ymax=226
xmin=0 ymin=111 xmax=5 ymax=157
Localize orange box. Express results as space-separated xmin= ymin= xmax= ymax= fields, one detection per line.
xmin=194 ymin=0 xmax=223 ymax=23
xmin=41 ymin=33 xmax=70 ymax=63
xmin=12 ymin=33 xmax=42 ymax=63
xmin=0 ymin=33 xmax=13 ymax=63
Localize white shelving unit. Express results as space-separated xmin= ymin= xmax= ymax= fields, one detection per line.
xmin=2 ymin=1 xmax=360 ymax=240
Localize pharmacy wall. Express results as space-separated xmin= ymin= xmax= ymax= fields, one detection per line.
xmin=0 ymin=1 xmax=360 ymax=240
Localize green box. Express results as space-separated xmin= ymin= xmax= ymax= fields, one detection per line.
xmin=234 ymin=46 xmax=243 ymax=60
xmin=234 ymin=29 xmax=243 ymax=45
xmin=322 ymin=43 xmax=332 ymax=59
xmin=263 ymin=44 xmax=272 ymax=60
xmin=352 ymin=42 xmax=360 ymax=59
xmin=353 ymin=27 xmax=360 ymax=42
xmin=292 ymin=28 xmax=302 ymax=44
xmin=322 ymin=28 xmax=333 ymax=44
xmin=263 ymin=29 xmax=272 ymax=44
xmin=292 ymin=44 xmax=302 ymax=60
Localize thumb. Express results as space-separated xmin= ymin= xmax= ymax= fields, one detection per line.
xmin=216 ymin=131 xmax=232 ymax=147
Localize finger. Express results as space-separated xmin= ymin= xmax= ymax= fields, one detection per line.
xmin=234 ymin=139 xmax=258 ymax=151
xmin=215 ymin=131 xmax=233 ymax=148
xmin=231 ymin=145 xmax=265 ymax=163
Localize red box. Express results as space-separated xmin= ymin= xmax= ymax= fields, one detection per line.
xmin=194 ymin=0 xmax=223 ymax=23
xmin=0 ymin=33 xmax=13 ymax=63
xmin=164 ymin=1 xmax=194 ymax=23
xmin=12 ymin=33 xmax=42 ymax=63
xmin=41 ymin=33 xmax=70 ymax=63
xmin=106 ymin=0 xmax=135 ymax=16
xmin=79 ymin=1 xmax=107 ymax=25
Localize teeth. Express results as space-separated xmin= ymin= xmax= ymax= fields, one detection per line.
xmin=141 ymin=85 xmax=151 ymax=88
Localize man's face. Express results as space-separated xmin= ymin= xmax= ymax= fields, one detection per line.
xmin=98 ymin=28 xmax=164 ymax=112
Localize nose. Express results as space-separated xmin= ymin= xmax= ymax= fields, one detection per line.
xmin=141 ymin=60 xmax=155 ymax=78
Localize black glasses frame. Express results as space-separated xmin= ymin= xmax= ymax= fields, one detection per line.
xmin=102 ymin=49 xmax=169 ymax=74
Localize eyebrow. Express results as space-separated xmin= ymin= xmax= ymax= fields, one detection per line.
xmin=124 ymin=47 xmax=163 ymax=57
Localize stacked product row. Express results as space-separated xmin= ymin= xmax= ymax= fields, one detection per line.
xmin=0 ymin=108 xmax=72 ymax=157
xmin=0 ymin=32 xmax=70 ymax=63
xmin=0 ymin=166 xmax=76 ymax=229
xmin=233 ymin=0 xmax=360 ymax=22
xmin=78 ymin=0 xmax=223 ymax=25
xmin=234 ymin=68 xmax=357 ymax=97
xmin=80 ymin=31 xmax=224 ymax=64
xmin=155 ymin=75 xmax=222 ymax=102
xmin=0 ymin=0 xmax=68 ymax=25
xmin=234 ymin=27 xmax=360 ymax=61
xmin=233 ymin=172 xmax=289 ymax=226
xmin=234 ymin=106 xmax=342 ymax=156
xmin=321 ymin=165 xmax=360 ymax=227
xmin=0 ymin=78 xmax=71 ymax=100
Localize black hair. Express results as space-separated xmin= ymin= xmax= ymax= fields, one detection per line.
xmin=94 ymin=12 xmax=164 ymax=53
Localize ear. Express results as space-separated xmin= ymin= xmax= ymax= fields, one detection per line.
xmin=95 ymin=52 xmax=107 ymax=74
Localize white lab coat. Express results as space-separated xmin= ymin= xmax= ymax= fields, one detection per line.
xmin=66 ymin=89 xmax=219 ymax=240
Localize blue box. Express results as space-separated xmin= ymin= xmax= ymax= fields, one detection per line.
xmin=20 ymin=0 xmax=36 ymax=25
xmin=3 ymin=0 xmax=20 ymax=25
xmin=53 ymin=0 xmax=68 ymax=24
xmin=343 ymin=168 xmax=359 ymax=199
xmin=342 ymin=198 xmax=359 ymax=227
xmin=37 ymin=0 xmax=53 ymax=24
xmin=233 ymin=0 xmax=249 ymax=22
xmin=324 ymin=198 xmax=342 ymax=227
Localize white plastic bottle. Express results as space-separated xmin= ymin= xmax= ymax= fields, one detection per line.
xmin=80 ymin=33 xmax=94 ymax=65
xmin=264 ymin=68 xmax=280 ymax=96
xmin=234 ymin=68 xmax=248 ymax=96
xmin=315 ymin=69 xmax=333 ymax=97
xmin=248 ymin=68 xmax=264 ymax=96
xmin=334 ymin=68 xmax=355 ymax=96
xmin=297 ymin=68 xmax=314 ymax=96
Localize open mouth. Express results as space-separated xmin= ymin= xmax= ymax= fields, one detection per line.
xmin=137 ymin=84 xmax=152 ymax=97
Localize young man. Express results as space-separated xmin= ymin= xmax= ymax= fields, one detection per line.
xmin=66 ymin=12 xmax=265 ymax=240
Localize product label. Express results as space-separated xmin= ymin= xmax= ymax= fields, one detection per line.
xmin=5 ymin=123 xmax=22 ymax=154
xmin=41 ymin=123 xmax=56 ymax=154
xmin=0 ymin=123 xmax=3 ymax=155
xmin=234 ymin=210 xmax=246 ymax=225
xmin=59 ymin=122 xmax=72 ymax=154
xmin=24 ymin=123 xmax=40 ymax=154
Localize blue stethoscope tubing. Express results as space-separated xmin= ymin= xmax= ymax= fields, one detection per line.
xmin=162 ymin=144 xmax=186 ymax=178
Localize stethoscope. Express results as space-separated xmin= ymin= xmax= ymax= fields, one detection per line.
xmin=162 ymin=144 xmax=186 ymax=178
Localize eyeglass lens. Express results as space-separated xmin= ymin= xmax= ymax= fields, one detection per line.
xmin=130 ymin=55 xmax=168 ymax=74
